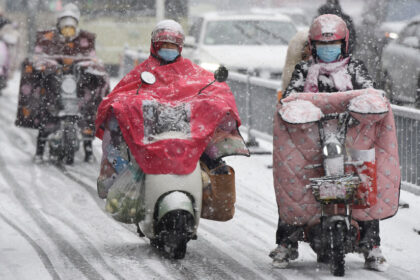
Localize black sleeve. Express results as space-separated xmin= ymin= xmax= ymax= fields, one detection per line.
xmin=349 ymin=59 xmax=375 ymax=90
xmin=283 ymin=62 xmax=307 ymax=98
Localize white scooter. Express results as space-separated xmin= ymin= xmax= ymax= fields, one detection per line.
xmin=117 ymin=67 xmax=231 ymax=259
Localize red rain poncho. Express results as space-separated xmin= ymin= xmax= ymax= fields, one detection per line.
xmin=95 ymin=56 xmax=241 ymax=174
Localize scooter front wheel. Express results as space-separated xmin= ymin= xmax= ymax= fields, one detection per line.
xmin=329 ymin=222 xmax=346 ymax=276
xmin=150 ymin=237 xmax=186 ymax=259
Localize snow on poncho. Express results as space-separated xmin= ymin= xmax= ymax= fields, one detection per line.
xmin=95 ymin=56 xmax=242 ymax=174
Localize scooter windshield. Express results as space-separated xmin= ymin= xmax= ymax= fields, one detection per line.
xmin=142 ymin=100 xmax=191 ymax=144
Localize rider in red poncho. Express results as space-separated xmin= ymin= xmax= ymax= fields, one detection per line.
xmin=95 ymin=20 xmax=248 ymax=200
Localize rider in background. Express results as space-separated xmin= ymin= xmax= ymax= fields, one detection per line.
xmin=271 ymin=14 xmax=387 ymax=272
xmin=32 ymin=3 xmax=99 ymax=163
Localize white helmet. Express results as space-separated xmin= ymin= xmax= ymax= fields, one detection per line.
xmin=57 ymin=3 xmax=81 ymax=23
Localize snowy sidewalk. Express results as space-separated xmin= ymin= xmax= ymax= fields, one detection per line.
xmin=0 ymin=74 xmax=419 ymax=279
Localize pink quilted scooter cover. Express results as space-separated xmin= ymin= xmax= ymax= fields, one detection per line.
xmin=273 ymin=89 xmax=400 ymax=225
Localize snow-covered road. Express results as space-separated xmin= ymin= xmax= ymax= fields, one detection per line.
xmin=1 ymin=74 xmax=420 ymax=280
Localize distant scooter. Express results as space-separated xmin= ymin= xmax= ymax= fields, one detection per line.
xmin=40 ymin=55 xmax=108 ymax=164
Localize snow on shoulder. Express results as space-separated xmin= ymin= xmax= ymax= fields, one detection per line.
xmin=348 ymin=89 xmax=389 ymax=114
xmin=279 ymin=99 xmax=323 ymax=124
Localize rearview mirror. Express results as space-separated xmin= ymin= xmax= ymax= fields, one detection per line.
xmin=214 ymin=66 xmax=228 ymax=82
xmin=140 ymin=71 xmax=156 ymax=85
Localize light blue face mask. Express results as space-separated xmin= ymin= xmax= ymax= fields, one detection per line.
xmin=316 ymin=44 xmax=342 ymax=62
xmin=157 ymin=48 xmax=179 ymax=62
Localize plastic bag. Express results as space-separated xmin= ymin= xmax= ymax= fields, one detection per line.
xmin=346 ymin=148 xmax=377 ymax=209
xmin=105 ymin=160 xmax=146 ymax=224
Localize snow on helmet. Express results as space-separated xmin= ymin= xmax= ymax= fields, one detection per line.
xmin=57 ymin=3 xmax=81 ymax=23
xmin=309 ymin=14 xmax=349 ymax=54
xmin=151 ymin=19 xmax=185 ymax=51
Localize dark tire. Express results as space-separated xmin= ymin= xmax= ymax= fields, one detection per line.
xmin=63 ymin=122 xmax=77 ymax=165
xmin=317 ymin=252 xmax=330 ymax=264
xmin=155 ymin=210 xmax=194 ymax=259
xmin=150 ymin=238 xmax=162 ymax=249
xmin=64 ymin=146 xmax=75 ymax=165
xmin=61 ymin=137 xmax=75 ymax=164
xmin=329 ymin=222 xmax=346 ymax=277
xmin=171 ymin=240 xmax=187 ymax=259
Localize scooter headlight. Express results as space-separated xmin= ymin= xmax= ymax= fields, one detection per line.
xmin=322 ymin=143 xmax=342 ymax=158
xmin=61 ymin=76 xmax=77 ymax=95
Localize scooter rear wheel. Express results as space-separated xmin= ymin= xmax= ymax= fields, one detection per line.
xmin=155 ymin=210 xmax=194 ymax=259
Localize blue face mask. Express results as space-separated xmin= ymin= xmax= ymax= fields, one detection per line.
xmin=157 ymin=48 xmax=179 ymax=62
xmin=316 ymin=45 xmax=342 ymax=62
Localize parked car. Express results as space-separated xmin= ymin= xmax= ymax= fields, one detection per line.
xmin=251 ymin=7 xmax=310 ymax=31
xmin=381 ymin=16 xmax=420 ymax=106
xmin=356 ymin=0 xmax=420 ymax=83
xmin=183 ymin=12 xmax=297 ymax=80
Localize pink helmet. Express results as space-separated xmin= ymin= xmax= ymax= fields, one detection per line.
xmin=309 ymin=14 xmax=349 ymax=54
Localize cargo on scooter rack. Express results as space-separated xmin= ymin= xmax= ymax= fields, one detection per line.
xmin=96 ymin=66 xmax=249 ymax=259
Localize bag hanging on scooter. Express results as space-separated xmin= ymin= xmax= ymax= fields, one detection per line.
xmin=101 ymin=138 xmax=146 ymax=224
xmin=346 ymin=148 xmax=377 ymax=209
xmin=200 ymin=162 xmax=236 ymax=221
xmin=104 ymin=161 xmax=146 ymax=224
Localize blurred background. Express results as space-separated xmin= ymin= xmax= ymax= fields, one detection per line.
xmin=1 ymin=0 xmax=419 ymax=106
